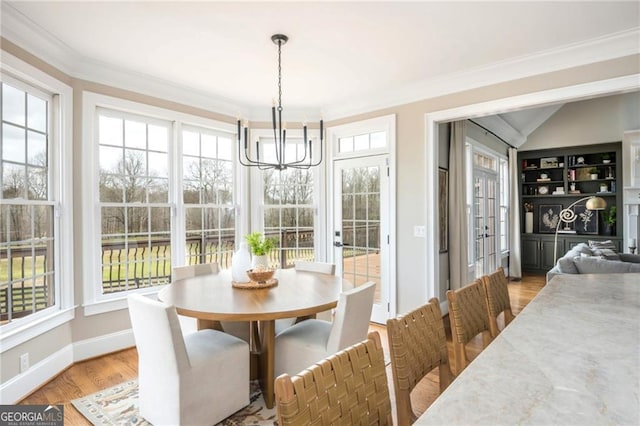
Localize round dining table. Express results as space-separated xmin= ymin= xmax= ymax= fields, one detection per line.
xmin=157 ymin=268 xmax=348 ymax=409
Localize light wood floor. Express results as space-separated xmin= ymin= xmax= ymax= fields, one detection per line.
xmin=20 ymin=273 xmax=545 ymax=425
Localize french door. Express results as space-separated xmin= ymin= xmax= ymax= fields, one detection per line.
xmin=473 ymin=171 xmax=499 ymax=278
xmin=333 ymin=156 xmax=390 ymax=323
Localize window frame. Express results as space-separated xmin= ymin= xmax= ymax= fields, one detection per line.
xmin=0 ymin=52 xmax=74 ymax=352
xmin=82 ymin=92 xmax=237 ymax=315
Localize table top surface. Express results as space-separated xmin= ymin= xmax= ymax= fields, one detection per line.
xmin=415 ymin=273 xmax=640 ymax=425
xmin=157 ymin=268 xmax=345 ymax=321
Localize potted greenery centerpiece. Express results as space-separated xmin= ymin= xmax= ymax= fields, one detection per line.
xmin=244 ymin=231 xmax=275 ymax=269
xmin=588 ymin=167 xmax=599 ymax=180
xmin=602 ymin=153 xmax=611 ymax=164
xmin=603 ymin=205 xmax=616 ymax=236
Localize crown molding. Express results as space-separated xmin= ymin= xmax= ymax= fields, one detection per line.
xmin=2 ymin=2 xmax=638 ymax=121
xmin=323 ymin=27 xmax=640 ymax=120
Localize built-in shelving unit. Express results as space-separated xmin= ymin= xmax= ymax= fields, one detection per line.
xmin=518 ymin=142 xmax=622 ymax=271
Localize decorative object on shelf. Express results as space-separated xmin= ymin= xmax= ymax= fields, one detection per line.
xmin=606 ymin=166 xmax=614 ymax=179
xmin=599 ymin=183 xmax=609 ymax=193
xmin=552 ymin=196 xmax=607 ymax=262
xmin=540 ymin=157 xmax=559 ymax=169
xmin=244 ymin=231 xmax=276 ymax=269
xmin=539 ymin=173 xmax=549 ymax=180
xmin=236 ymin=34 xmax=323 ymax=170
xmin=576 ymin=156 xmax=585 ymax=165
xmin=573 ymin=205 xmax=599 ymax=235
xmin=570 ymin=182 xmax=577 ymax=192
xmin=588 ymin=168 xmax=598 ymax=180
xmin=630 ymin=238 xmax=637 ymax=255
xmin=539 ymin=204 xmax=562 ymax=234
xmin=602 ymin=205 xmax=616 ymax=236
xmin=524 ymin=202 xmax=534 ymax=234
xmin=538 ymin=185 xmax=549 ymax=195
xmin=602 ymin=153 xmax=611 ymax=164
xmin=231 ymin=242 xmax=252 ymax=283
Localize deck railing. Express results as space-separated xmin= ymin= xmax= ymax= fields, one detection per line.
xmin=2 ymin=225 xmax=375 ymax=320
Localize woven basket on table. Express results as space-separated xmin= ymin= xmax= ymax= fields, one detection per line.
xmin=246 ymin=269 xmax=275 ymax=283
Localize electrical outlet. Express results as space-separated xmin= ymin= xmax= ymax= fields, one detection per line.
xmin=20 ymin=353 xmax=29 ymax=373
xmin=413 ymin=225 xmax=425 ymax=238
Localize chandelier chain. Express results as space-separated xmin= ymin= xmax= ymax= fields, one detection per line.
xmin=277 ymin=39 xmax=282 ymax=111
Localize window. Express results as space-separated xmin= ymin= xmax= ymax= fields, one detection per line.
xmin=338 ymin=131 xmax=386 ymax=153
xmin=98 ymin=109 xmax=172 ymax=294
xmin=0 ymin=55 xmax=73 ymax=348
xmin=1 ymin=80 xmax=54 ymax=324
xmin=83 ymin=93 xmax=236 ymax=311
xmin=250 ymin=131 xmax=323 ymax=267
xmin=182 ymin=126 xmax=235 ymax=267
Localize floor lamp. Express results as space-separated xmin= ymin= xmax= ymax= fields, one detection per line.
xmin=553 ymin=196 xmax=607 ymax=263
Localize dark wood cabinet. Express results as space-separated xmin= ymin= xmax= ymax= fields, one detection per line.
xmin=518 ymin=142 xmax=622 ymax=272
xmin=521 ymin=235 xmax=562 ymax=271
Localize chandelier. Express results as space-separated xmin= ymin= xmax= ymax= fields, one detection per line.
xmin=237 ymin=34 xmax=324 ymax=170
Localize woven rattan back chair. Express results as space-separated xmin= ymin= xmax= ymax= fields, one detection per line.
xmin=386 ymin=298 xmax=454 ymax=425
xmin=481 ymin=267 xmax=515 ymax=337
xmin=275 ymin=331 xmax=392 ymax=426
xmin=446 ymin=279 xmax=494 ymax=374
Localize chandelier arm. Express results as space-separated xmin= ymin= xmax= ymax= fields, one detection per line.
xmin=309 ymin=137 xmax=323 ymax=167
xmin=237 ymin=121 xmax=254 ymax=167
xmin=271 ymin=106 xmax=280 ymax=164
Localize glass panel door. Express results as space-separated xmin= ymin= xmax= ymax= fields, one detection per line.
xmin=333 ymin=156 xmax=389 ymax=323
xmin=473 ymin=171 xmax=498 ymax=278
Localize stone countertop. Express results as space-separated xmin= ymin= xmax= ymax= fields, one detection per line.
xmin=415 ymin=273 xmax=640 ymax=425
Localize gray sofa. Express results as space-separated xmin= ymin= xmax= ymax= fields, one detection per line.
xmin=547 ymin=241 xmax=640 ymax=283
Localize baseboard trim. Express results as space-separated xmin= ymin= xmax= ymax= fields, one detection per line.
xmin=73 ymin=329 xmax=135 ymax=362
xmin=0 ymin=328 xmax=134 ymax=404
xmin=0 ymin=345 xmax=73 ymax=404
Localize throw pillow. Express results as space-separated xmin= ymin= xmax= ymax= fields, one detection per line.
xmin=592 ymin=248 xmax=621 ymax=261
xmin=574 ymin=257 xmax=640 ymax=274
xmin=588 ymin=240 xmax=617 ymax=251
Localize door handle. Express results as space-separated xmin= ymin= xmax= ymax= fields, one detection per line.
xmin=334 ymin=242 xmax=343 ymax=247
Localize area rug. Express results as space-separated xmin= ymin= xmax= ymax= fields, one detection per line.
xmin=71 ymin=380 xmax=277 ymax=425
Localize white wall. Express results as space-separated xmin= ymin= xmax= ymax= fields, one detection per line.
xmin=521 ymin=92 xmax=640 ymax=151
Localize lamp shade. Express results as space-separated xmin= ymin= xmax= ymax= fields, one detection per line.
xmin=585 ymin=196 xmax=607 ymax=210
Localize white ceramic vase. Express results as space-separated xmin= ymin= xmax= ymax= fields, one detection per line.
xmin=251 ymin=254 xmax=269 ymax=270
xmin=231 ymin=242 xmax=251 ymax=282
xmin=525 ymin=212 xmax=534 ymax=233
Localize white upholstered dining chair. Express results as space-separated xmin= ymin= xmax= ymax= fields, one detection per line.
xmin=274 ymin=261 xmax=337 ymax=335
xmin=274 ymin=281 xmax=376 ymax=378
xmin=173 ymin=262 xmax=250 ymax=342
xmin=127 ymin=294 xmax=249 ymax=425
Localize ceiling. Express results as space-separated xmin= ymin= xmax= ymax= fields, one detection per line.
xmin=2 ymin=1 xmax=639 ymax=127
